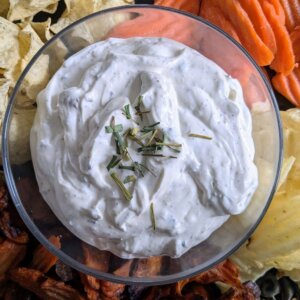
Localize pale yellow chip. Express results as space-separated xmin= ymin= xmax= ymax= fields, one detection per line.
xmin=277 ymin=156 xmax=296 ymax=191
xmin=0 ymin=78 xmax=10 ymax=125
xmin=0 ymin=17 xmax=20 ymax=71
xmin=7 ymin=0 xmax=60 ymax=21
xmin=232 ymin=108 xmax=300 ymax=281
xmin=0 ymin=0 xmax=9 ymax=17
xmin=0 ymin=79 xmax=10 ymax=164
xmin=30 ymin=18 xmax=52 ymax=42
xmin=50 ymin=0 xmax=133 ymax=34
xmin=17 ymin=24 xmax=49 ymax=102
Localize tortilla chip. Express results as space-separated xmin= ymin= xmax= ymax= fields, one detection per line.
xmin=0 ymin=79 xmax=10 ymax=126
xmin=7 ymin=23 xmax=49 ymax=102
xmin=0 ymin=17 xmax=20 ymax=71
xmin=50 ymin=0 xmax=133 ymax=34
xmin=7 ymin=0 xmax=60 ymax=21
xmin=30 ymin=18 xmax=52 ymax=42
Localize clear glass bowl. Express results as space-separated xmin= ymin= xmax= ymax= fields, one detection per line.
xmin=2 ymin=5 xmax=282 ymax=285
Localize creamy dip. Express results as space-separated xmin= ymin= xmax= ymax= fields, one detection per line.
xmin=30 ymin=37 xmax=258 ymax=258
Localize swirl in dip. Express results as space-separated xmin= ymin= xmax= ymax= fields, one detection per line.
xmin=30 ymin=37 xmax=258 ymax=258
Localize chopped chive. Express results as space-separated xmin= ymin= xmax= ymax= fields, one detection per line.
xmin=127 ymin=134 xmax=144 ymax=146
xmin=132 ymin=161 xmax=145 ymax=177
xmin=150 ymin=203 xmax=156 ymax=231
xmin=155 ymin=142 xmax=182 ymax=147
xmin=140 ymin=130 xmax=154 ymax=140
xmin=105 ymin=126 xmax=114 ymax=133
xmin=135 ymin=110 xmax=150 ymax=116
xmin=110 ymin=172 xmax=132 ymax=201
xmin=137 ymin=145 xmax=162 ymax=153
xmin=188 ymin=133 xmax=213 ymax=140
xmin=114 ymin=124 xmax=123 ymax=132
xmin=137 ymin=162 xmax=156 ymax=177
xmin=141 ymin=122 xmax=160 ymax=133
xmin=106 ymin=155 xmax=121 ymax=171
xmin=123 ymin=175 xmax=136 ymax=184
xmin=135 ymin=95 xmax=145 ymax=120
xmin=146 ymin=129 xmax=158 ymax=146
xmin=119 ymin=164 xmax=136 ymax=171
xmin=168 ymin=147 xmax=181 ymax=153
xmin=142 ymin=154 xmax=177 ymax=159
xmin=123 ymin=104 xmax=132 ymax=120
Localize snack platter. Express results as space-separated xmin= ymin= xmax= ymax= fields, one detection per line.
xmin=0 ymin=0 xmax=300 ymax=299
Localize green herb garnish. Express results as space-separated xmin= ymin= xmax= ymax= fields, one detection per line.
xmin=135 ymin=95 xmax=147 ymax=120
xmin=142 ymin=154 xmax=177 ymax=159
xmin=119 ymin=164 xmax=136 ymax=171
xmin=155 ymin=142 xmax=182 ymax=148
xmin=106 ymin=117 xmax=129 ymax=159
xmin=188 ymin=133 xmax=213 ymax=140
xmin=105 ymin=124 xmax=123 ymax=133
xmin=137 ymin=145 xmax=162 ymax=153
xmin=123 ymin=175 xmax=136 ymax=184
xmin=150 ymin=203 xmax=156 ymax=231
xmin=106 ymin=155 xmax=121 ymax=171
xmin=146 ymin=129 xmax=158 ymax=146
xmin=110 ymin=172 xmax=132 ymax=201
xmin=140 ymin=122 xmax=160 ymax=133
xmin=123 ymin=104 xmax=132 ymax=120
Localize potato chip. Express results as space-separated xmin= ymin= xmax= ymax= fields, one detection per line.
xmin=7 ymin=0 xmax=60 ymax=21
xmin=0 ymin=0 xmax=9 ymax=17
xmin=50 ymin=0 xmax=133 ymax=34
xmin=30 ymin=18 xmax=52 ymax=42
xmin=277 ymin=156 xmax=296 ymax=190
xmin=0 ymin=79 xmax=10 ymax=127
xmin=232 ymin=108 xmax=300 ymax=281
xmin=0 ymin=17 xmax=20 ymax=71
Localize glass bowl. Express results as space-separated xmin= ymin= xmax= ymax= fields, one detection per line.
xmin=2 ymin=5 xmax=282 ymax=285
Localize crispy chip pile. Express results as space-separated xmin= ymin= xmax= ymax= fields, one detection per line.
xmin=232 ymin=108 xmax=300 ymax=282
xmin=0 ymin=0 xmax=133 ymax=164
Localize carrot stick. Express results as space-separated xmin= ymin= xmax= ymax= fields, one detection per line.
xmin=210 ymin=0 xmax=274 ymax=66
xmin=200 ymin=0 xmax=241 ymax=43
xmin=272 ymin=66 xmax=300 ymax=107
xmin=259 ymin=0 xmax=295 ymax=74
xmin=238 ymin=0 xmax=277 ymax=54
xmin=154 ymin=0 xmax=200 ymax=15
xmin=291 ymin=26 xmax=300 ymax=62
xmin=279 ymin=0 xmax=300 ymax=32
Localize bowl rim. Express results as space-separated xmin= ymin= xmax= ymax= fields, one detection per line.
xmin=2 ymin=4 xmax=283 ymax=285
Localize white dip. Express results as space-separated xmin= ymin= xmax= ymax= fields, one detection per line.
xmin=30 ymin=37 xmax=258 ymax=258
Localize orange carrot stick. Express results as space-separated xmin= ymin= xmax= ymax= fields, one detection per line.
xmin=291 ymin=26 xmax=300 ymax=62
xmin=258 ymin=0 xmax=295 ymax=74
xmin=200 ymin=0 xmax=241 ymax=43
xmin=238 ymin=0 xmax=277 ymax=54
xmin=154 ymin=0 xmax=200 ymax=15
xmin=279 ymin=0 xmax=300 ymax=32
xmin=272 ymin=66 xmax=300 ymax=106
xmin=210 ymin=0 xmax=274 ymax=66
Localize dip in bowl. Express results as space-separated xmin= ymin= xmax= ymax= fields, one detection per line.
xmin=2 ymin=5 xmax=282 ymax=285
